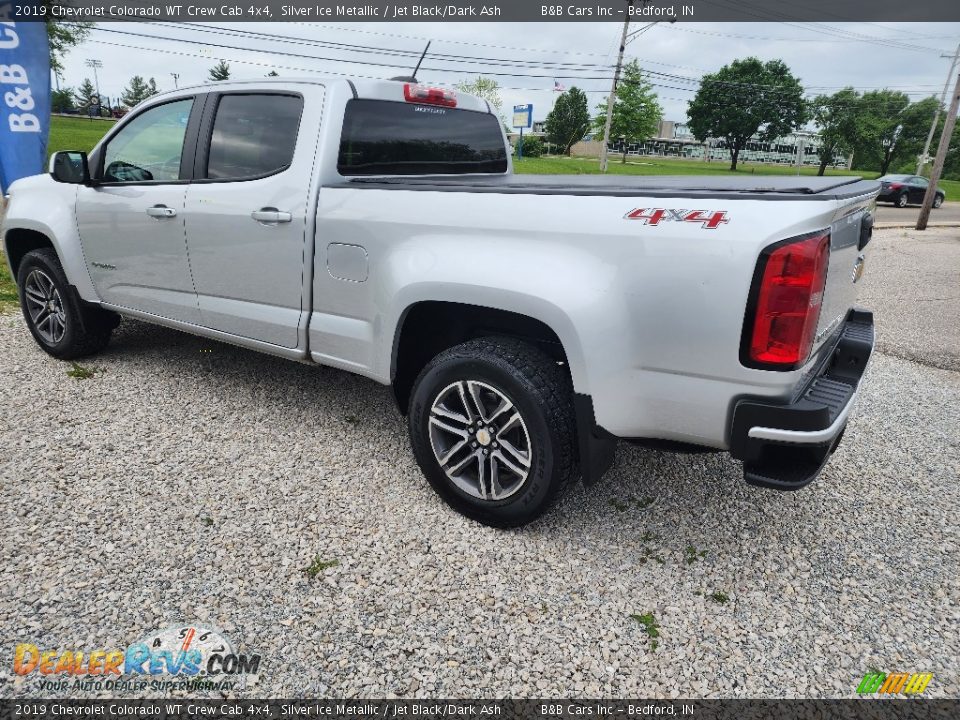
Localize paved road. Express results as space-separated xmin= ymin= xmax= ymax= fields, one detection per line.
xmin=874 ymin=200 xmax=960 ymax=226
xmin=859 ymin=226 xmax=960 ymax=372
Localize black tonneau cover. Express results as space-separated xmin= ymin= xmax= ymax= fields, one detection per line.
xmin=333 ymin=174 xmax=880 ymax=201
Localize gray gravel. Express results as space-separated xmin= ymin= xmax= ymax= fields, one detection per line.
xmin=0 ymin=228 xmax=958 ymax=699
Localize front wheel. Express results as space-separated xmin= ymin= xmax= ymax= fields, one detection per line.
xmin=896 ymin=192 xmax=909 ymax=208
xmin=17 ymin=248 xmax=118 ymax=359
xmin=408 ymin=337 xmax=578 ymax=527
xmin=933 ymin=194 xmax=944 ymax=209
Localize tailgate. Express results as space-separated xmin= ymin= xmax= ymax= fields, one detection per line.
xmin=813 ymin=202 xmax=873 ymax=354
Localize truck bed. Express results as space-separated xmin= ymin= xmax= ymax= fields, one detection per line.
xmin=333 ymin=174 xmax=881 ymax=201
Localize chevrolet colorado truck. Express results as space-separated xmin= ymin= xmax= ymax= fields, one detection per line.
xmin=2 ymin=78 xmax=878 ymax=526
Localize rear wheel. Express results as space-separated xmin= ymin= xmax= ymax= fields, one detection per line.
xmin=933 ymin=194 xmax=944 ymax=209
xmin=17 ymin=248 xmax=119 ymax=359
xmin=896 ymin=192 xmax=909 ymax=208
xmin=408 ymin=337 xmax=578 ymax=527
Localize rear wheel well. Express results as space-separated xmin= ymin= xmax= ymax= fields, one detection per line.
xmin=392 ymin=301 xmax=568 ymax=414
xmin=4 ymin=229 xmax=55 ymax=279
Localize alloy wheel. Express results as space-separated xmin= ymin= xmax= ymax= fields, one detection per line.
xmin=23 ymin=269 xmax=67 ymax=345
xmin=428 ymin=380 xmax=532 ymax=501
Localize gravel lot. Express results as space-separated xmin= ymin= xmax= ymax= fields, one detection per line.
xmin=0 ymin=228 xmax=958 ymax=699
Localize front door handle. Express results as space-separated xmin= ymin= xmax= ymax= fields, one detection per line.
xmin=251 ymin=208 xmax=292 ymax=224
xmin=146 ymin=205 xmax=177 ymax=219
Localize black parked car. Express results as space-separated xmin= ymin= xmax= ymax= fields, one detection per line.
xmin=877 ymin=174 xmax=945 ymax=208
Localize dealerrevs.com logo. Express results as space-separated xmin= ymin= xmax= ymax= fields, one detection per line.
xmin=13 ymin=625 xmax=260 ymax=692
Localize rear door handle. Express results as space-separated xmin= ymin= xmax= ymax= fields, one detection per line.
xmin=251 ymin=208 xmax=292 ymax=224
xmin=146 ymin=205 xmax=177 ymax=219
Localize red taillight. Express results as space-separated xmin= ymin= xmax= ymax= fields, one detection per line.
xmin=888 ymin=182 xmax=902 ymax=190
xmin=403 ymin=83 xmax=457 ymax=107
xmin=745 ymin=231 xmax=830 ymax=368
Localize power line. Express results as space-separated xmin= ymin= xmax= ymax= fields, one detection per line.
xmin=144 ymin=21 xmax=708 ymax=74
xmin=87 ymin=25 xmax=946 ymax=100
xmin=291 ymin=22 xmax=615 ymax=57
xmin=85 ymin=34 xmax=935 ymax=120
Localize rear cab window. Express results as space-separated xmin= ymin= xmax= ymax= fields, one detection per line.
xmin=337 ymin=99 xmax=507 ymax=176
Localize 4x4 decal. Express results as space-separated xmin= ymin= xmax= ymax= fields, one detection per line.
xmin=625 ymin=208 xmax=730 ymax=230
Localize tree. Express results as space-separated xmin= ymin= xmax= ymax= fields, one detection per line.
xmin=121 ymin=76 xmax=159 ymax=107
xmin=545 ymin=87 xmax=590 ymax=155
xmin=454 ymin=76 xmax=503 ymax=114
xmin=894 ymin=97 xmax=942 ymax=173
xmin=208 ymin=60 xmax=231 ymax=81
xmin=687 ymin=57 xmax=807 ymax=171
xmin=75 ymin=78 xmax=97 ymax=106
xmin=811 ymin=88 xmax=861 ymax=176
xmin=266 ymin=70 xmax=280 ymax=77
xmin=942 ymin=124 xmax=960 ymax=180
xmin=46 ymin=21 xmax=91 ymax=77
xmin=51 ymin=87 xmax=75 ymax=113
xmin=592 ymin=60 xmax=663 ymax=164
xmin=515 ymin=136 xmax=544 ymax=158
xmin=851 ymin=90 xmax=911 ymax=175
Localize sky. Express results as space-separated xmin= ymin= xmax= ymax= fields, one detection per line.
xmin=55 ymin=21 xmax=960 ymax=126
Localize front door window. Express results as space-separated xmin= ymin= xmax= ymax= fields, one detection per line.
xmin=101 ymin=99 xmax=194 ymax=183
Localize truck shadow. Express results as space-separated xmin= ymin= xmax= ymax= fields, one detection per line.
xmin=102 ymin=318 xmax=843 ymax=562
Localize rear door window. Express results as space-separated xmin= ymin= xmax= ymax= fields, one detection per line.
xmin=338 ymin=99 xmax=507 ymax=175
xmin=206 ymin=94 xmax=303 ymax=180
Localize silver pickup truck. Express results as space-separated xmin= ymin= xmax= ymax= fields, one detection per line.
xmin=2 ymin=78 xmax=878 ymax=526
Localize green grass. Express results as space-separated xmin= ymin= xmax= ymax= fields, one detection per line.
xmin=932 ymin=177 xmax=960 ymax=198
xmin=0 ymin=251 xmax=18 ymax=313
xmin=630 ymin=612 xmax=661 ymax=651
xmin=48 ymin=115 xmax=115 ymax=157
xmin=304 ymin=555 xmax=339 ymax=578
xmin=515 ymin=154 xmax=860 ymax=178
xmin=66 ymin=362 xmax=98 ymax=379
xmin=708 ymin=590 xmax=730 ymax=605
xmin=514 ymin=155 xmax=960 ymax=198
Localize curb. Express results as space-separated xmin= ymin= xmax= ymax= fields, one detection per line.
xmin=874 ymin=223 xmax=960 ymax=230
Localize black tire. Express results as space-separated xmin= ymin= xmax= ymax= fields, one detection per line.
xmin=896 ymin=192 xmax=909 ymax=208
xmin=16 ymin=248 xmax=118 ymax=359
xmin=933 ymin=194 xmax=944 ymax=209
xmin=408 ymin=337 xmax=578 ymax=528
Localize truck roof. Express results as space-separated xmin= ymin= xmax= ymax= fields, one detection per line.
xmin=336 ymin=175 xmax=881 ymax=201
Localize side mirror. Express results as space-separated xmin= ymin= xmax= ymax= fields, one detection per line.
xmin=49 ymin=151 xmax=90 ymax=184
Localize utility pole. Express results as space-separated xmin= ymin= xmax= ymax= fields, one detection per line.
xmin=599 ymin=0 xmax=633 ymax=173
xmin=917 ymin=42 xmax=960 ymax=175
xmin=85 ymin=58 xmax=102 ymax=98
xmin=916 ymin=67 xmax=960 ymax=230
xmin=170 ymin=73 xmax=179 ymax=89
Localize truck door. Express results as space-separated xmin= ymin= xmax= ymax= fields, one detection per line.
xmin=182 ymin=91 xmax=318 ymax=349
xmin=76 ymin=97 xmax=201 ymax=323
